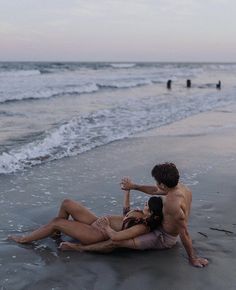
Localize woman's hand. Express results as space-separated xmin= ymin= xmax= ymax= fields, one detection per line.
xmin=97 ymin=218 xmax=118 ymax=240
xmin=96 ymin=217 xmax=110 ymax=229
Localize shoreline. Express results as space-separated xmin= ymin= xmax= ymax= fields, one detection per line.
xmin=1 ymin=105 xmax=236 ymax=289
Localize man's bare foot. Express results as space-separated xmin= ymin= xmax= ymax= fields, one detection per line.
xmin=8 ymin=235 xmax=27 ymax=244
xmin=59 ymin=241 xmax=83 ymax=252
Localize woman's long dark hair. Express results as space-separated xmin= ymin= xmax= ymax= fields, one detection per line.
xmin=146 ymin=196 xmax=163 ymax=231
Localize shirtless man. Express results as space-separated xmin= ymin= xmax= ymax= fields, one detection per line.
xmin=60 ymin=163 xmax=208 ymax=268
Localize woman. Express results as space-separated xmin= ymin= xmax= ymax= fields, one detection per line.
xmin=9 ymin=189 xmax=163 ymax=246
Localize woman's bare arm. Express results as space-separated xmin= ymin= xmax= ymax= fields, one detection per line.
xmin=105 ymin=223 xmax=148 ymax=241
xmin=123 ymin=190 xmax=130 ymax=215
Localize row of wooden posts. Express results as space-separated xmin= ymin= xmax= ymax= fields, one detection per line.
xmin=166 ymin=79 xmax=221 ymax=90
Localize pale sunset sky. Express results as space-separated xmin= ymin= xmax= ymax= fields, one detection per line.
xmin=0 ymin=0 xmax=235 ymax=62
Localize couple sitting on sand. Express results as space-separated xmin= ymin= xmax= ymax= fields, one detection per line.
xmin=10 ymin=162 xmax=208 ymax=268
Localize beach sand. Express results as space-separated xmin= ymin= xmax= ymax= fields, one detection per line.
xmin=1 ymin=105 xmax=236 ymax=290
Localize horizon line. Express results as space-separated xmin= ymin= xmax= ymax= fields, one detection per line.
xmin=1 ymin=60 xmax=236 ymax=64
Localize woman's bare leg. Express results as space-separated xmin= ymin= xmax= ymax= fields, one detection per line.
xmin=51 ymin=199 xmax=98 ymax=238
xmin=9 ymin=217 xmax=106 ymax=245
xmin=9 ymin=219 xmax=58 ymax=243
xmin=57 ymin=199 xmax=97 ymax=224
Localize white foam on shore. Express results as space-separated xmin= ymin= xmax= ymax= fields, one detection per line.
xmin=1 ymin=92 xmax=236 ymax=174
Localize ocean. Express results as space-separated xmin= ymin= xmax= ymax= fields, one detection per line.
xmin=0 ymin=61 xmax=236 ymax=174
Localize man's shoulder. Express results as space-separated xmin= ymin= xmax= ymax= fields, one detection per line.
xmin=177 ymin=183 xmax=192 ymax=195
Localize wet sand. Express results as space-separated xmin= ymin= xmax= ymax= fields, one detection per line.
xmin=1 ymin=105 xmax=236 ymax=289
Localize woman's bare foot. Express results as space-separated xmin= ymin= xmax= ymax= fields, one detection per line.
xmin=59 ymin=241 xmax=83 ymax=251
xmin=8 ymin=235 xmax=28 ymax=244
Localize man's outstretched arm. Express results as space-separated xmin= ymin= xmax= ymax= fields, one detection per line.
xmin=121 ymin=178 xmax=165 ymax=195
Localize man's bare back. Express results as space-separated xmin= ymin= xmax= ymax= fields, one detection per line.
xmin=162 ymin=183 xmax=192 ymax=236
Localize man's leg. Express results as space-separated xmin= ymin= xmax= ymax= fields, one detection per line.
xmin=59 ymin=240 xmax=115 ymax=253
xmin=60 ymin=230 xmax=167 ymax=252
xmin=59 ymin=238 xmax=136 ymax=252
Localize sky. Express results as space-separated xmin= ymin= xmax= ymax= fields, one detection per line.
xmin=0 ymin=0 xmax=236 ymax=62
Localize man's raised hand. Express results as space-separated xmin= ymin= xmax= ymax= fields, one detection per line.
xmin=120 ymin=177 xmax=134 ymax=191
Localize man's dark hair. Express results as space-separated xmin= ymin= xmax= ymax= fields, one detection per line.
xmin=151 ymin=162 xmax=179 ymax=188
